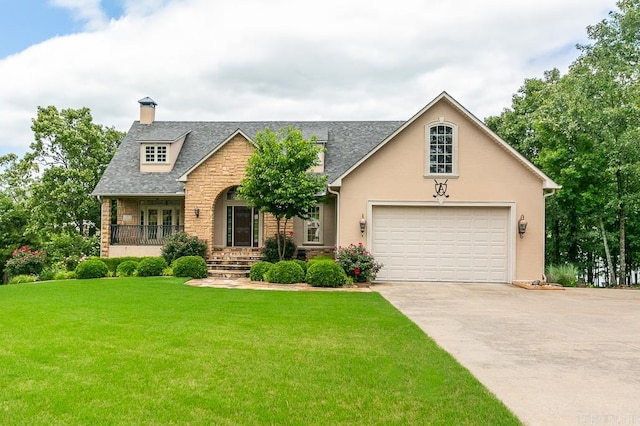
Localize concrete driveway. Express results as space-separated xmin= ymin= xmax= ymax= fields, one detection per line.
xmin=374 ymin=283 xmax=640 ymax=426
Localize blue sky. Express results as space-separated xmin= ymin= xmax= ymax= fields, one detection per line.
xmin=0 ymin=1 xmax=123 ymax=58
xmin=0 ymin=0 xmax=619 ymax=157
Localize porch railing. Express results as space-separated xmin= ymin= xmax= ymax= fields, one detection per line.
xmin=110 ymin=225 xmax=184 ymax=245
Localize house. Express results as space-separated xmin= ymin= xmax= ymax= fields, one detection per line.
xmin=92 ymin=92 xmax=559 ymax=283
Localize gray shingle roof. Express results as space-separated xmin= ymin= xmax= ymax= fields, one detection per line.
xmin=92 ymin=120 xmax=404 ymax=196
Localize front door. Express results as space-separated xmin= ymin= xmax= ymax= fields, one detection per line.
xmin=233 ymin=206 xmax=252 ymax=247
xmin=226 ymin=205 xmax=259 ymax=247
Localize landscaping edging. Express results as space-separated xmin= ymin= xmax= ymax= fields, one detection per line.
xmin=186 ymin=277 xmax=372 ymax=292
xmin=512 ymin=280 xmax=565 ymax=291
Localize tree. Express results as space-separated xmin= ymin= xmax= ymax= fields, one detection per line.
xmin=238 ymin=126 xmax=327 ymax=260
xmin=485 ymin=69 xmax=561 ymax=163
xmin=26 ymin=106 xmax=124 ymax=236
xmin=0 ymin=153 xmax=36 ymax=202
xmin=0 ymin=193 xmax=37 ymax=281
xmin=572 ymin=0 xmax=640 ymax=284
xmin=486 ymin=0 xmax=640 ymax=285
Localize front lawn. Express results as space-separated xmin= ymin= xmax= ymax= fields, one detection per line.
xmin=0 ymin=278 xmax=520 ymax=425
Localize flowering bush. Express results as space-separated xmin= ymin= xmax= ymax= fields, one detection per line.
xmin=5 ymin=246 xmax=47 ymax=278
xmin=335 ymin=243 xmax=382 ymax=283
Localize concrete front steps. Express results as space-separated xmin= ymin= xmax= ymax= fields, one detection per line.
xmin=207 ymin=248 xmax=263 ymax=279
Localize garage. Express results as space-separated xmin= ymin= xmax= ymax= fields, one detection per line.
xmin=371 ymin=205 xmax=510 ymax=283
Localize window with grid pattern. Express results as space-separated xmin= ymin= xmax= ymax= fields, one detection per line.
xmin=429 ymin=125 xmax=453 ymax=174
xmin=304 ymin=205 xmax=322 ymax=244
xmin=143 ymin=145 xmax=168 ymax=163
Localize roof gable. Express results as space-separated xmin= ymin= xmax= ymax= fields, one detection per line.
xmin=329 ymin=91 xmax=560 ymax=190
xmin=178 ymin=129 xmax=254 ymax=182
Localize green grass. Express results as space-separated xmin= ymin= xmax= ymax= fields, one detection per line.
xmin=0 ymin=278 xmax=520 ymax=425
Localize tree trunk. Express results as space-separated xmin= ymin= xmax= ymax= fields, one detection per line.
xmin=587 ymin=251 xmax=594 ymax=285
xmin=275 ymin=217 xmax=283 ymax=260
xmin=281 ymin=218 xmax=289 ymax=260
xmin=567 ymin=209 xmax=579 ymax=264
xmin=619 ymin=202 xmax=626 ymax=286
xmin=553 ymin=216 xmax=561 ymax=264
xmin=617 ymin=168 xmax=626 ymax=286
xmin=599 ymin=215 xmax=616 ymax=286
xmin=275 ymin=217 xmax=290 ymax=261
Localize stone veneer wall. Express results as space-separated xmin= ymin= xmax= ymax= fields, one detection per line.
xmin=263 ymin=214 xmax=278 ymax=242
xmin=299 ymin=247 xmax=335 ymax=260
xmin=184 ymin=134 xmax=255 ymax=256
xmin=100 ymin=198 xmax=111 ymax=258
xmin=117 ymin=199 xmax=139 ymax=225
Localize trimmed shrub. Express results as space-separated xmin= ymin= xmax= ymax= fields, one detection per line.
xmin=116 ymin=260 xmax=139 ymax=277
xmin=261 ymin=234 xmax=296 ymax=263
xmin=100 ymin=256 xmax=142 ymax=273
xmin=8 ymin=274 xmax=38 ymax=284
xmin=172 ymin=256 xmax=208 ymax=278
xmin=293 ymin=259 xmax=307 ymax=275
xmin=306 ymin=261 xmax=348 ymax=287
xmin=161 ymin=232 xmax=207 ymax=265
xmin=264 ymin=260 xmax=305 ymax=284
xmin=163 ymin=267 xmax=174 ymax=277
xmin=249 ymin=261 xmax=273 ymax=281
xmin=137 ymin=257 xmax=168 ymax=277
xmin=75 ymin=259 xmax=109 ymax=279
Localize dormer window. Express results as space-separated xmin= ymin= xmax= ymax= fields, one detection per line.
xmin=138 ymin=131 xmax=189 ymax=173
xmin=144 ymin=145 xmax=168 ymax=163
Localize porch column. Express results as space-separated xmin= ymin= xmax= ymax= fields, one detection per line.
xmin=100 ymin=197 xmax=111 ymax=258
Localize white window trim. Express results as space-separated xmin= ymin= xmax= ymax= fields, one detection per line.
xmin=139 ymin=201 xmax=182 ymax=227
xmin=303 ymin=204 xmax=323 ymax=244
xmin=142 ymin=144 xmax=170 ymax=164
xmin=424 ymin=121 xmax=459 ymax=178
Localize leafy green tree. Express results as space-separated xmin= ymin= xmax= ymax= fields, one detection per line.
xmin=238 ymin=126 xmax=326 ymax=260
xmin=486 ymin=70 xmax=560 ymax=163
xmin=487 ymin=0 xmax=640 ymax=285
xmin=0 ymin=153 xmax=36 ymax=202
xmin=0 ymin=194 xmax=37 ymax=281
xmin=572 ymin=0 xmax=640 ymax=284
xmin=26 ymin=106 xmax=124 ymax=236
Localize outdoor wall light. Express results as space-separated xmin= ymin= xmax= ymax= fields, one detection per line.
xmin=518 ymin=214 xmax=528 ymax=238
xmin=194 ymin=207 xmax=200 ymax=218
xmin=359 ymin=214 xmax=367 ymax=236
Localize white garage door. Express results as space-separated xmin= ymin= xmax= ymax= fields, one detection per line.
xmin=372 ymin=206 xmax=509 ymax=283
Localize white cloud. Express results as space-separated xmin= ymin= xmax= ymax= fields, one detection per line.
xmin=48 ymin=0 xmax=109 ymax=30
xmin=0 ymin=0 xmax=619 ymax=156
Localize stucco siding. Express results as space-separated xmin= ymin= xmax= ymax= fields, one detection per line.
xmin=339 ymin=99 xmax=545 ymax=281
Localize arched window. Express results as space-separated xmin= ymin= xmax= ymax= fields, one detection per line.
xmin=425 ymin=122 xmax=458 ymax=176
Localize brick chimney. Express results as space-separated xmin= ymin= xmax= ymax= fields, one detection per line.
xmin=138 ymin=97 xmax=157 ymax=124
